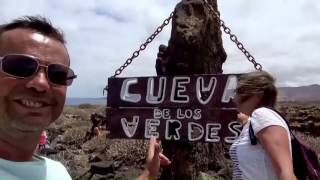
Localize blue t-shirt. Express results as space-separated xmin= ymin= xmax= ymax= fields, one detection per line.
xmin=0 ymin=155 xmax=72 ymax=180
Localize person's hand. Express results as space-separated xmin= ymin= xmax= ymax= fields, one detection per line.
xmin=137 ymin=137 xmax=171 ymax=180
xmin=237 ymin=112 xmax=249 ymax=124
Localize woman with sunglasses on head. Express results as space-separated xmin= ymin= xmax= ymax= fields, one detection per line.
xmin=230 ymin=71 xmax=297 ymax=180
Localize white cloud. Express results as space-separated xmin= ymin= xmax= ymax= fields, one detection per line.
xmin=1 ymin=0 xmax=320 ymax=97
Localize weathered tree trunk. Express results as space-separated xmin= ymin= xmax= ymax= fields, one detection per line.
xmin=155 ymin=0 xmax=227 ymax=179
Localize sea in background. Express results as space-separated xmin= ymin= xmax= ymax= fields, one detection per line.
xmin=65 ymin=97 xmax=107 ymax=105
xmin=65 ymin=84 xmax=320 ymax=105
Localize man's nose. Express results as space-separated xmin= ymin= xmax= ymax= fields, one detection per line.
xmin=26 ymin=69 xmax=50 ymax=92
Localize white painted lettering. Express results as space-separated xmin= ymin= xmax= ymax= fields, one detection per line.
xmin=153 ymin=109 xmax=171 ymax=119
xmin=145 ymin=119 xmax=160 ymax=138
xmin=120 ymin=78 xmax=141 ymax=103
xmin=170 ymin=77 xmax=190 ymax=103
xmin=146 ymin=77 xmax=166 ymax=104
xmin=165 ymin=120 xmax=182 ymax=140
xmin=224 ymin=121 xmax=242 ymax=143
xmin=193 ymin=109 xmax=202 ymax=120
xmin=176 ymin=109 xmax=184 ymax=119
xmin=205 ymin=123 xmax=221 ymax=142
xmin=196 ymin=77 xmax=217 ymax=104
xmin=188 ymin=122 xmax=204 ymax=141
xmin=221 ymin=75 xmax=238 ymax=103
xmin=121 ymin=116 xmax=139 ymax=138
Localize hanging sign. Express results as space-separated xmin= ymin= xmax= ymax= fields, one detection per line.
xmin=106 ymin=74 xmax=242 ymax=143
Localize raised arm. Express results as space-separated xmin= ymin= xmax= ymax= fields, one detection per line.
xmin=136 ymin=137 xmax=171 ymax=180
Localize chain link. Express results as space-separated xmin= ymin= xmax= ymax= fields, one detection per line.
xmin=203 ymin=0 xmax=263 ymax=71
xmin=112 ymin=12 xmax=174 ymax=78
xmin=103 ymin=12 xmax=174 ymax=95
xmin=104 ymin=1 xmax=263 ymax=95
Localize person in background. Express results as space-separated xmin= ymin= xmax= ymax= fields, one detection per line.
xmin=230 ymin=71 xmax=297 ymax=180
xmin=90 ymin=113 xmax=104 ymax=137
xmin=38 ymin=130 xmax=48 ymax=154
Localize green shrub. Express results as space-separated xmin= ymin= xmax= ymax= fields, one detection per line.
xmin=78 ymin=103 xmax=94 ymax=109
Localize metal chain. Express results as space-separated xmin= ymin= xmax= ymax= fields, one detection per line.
xmin=113 ymin=12 xmax=174 ymax=78
xmin=103 ymin=12 xmax=174 ymax=95
xmin=104 ymin=1 xmax=263 ymax=94
xmin=203 ymin=0 xmax=263 ymax=71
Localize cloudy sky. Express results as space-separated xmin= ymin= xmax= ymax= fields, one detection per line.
xmin=1 ymin=0 xmax=320 ymax=97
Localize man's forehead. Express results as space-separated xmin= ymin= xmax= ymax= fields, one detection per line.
xmin=30 ymin=33 xmax=50 ymax=44
xmin=0 ymin=28 xmax=70 ymax=66
xmin=0 ymin=28 xmax=51 ymax=45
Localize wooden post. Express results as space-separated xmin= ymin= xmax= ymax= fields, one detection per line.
xmin=156 ymin=0 xmax=227 ymax=179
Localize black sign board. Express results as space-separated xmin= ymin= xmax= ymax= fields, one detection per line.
xmin=107 ymin=74 xmax=242 ymax=143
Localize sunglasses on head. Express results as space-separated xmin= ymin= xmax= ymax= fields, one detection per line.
xmin=0 ymin=54 xmax=77 ymax=86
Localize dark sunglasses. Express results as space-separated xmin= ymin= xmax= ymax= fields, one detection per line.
xmin=0 ymin=54 xmax=77 ymax=86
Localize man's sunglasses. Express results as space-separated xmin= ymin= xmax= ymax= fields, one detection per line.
xmin=0 ymin=54 xmax=77 ymax=86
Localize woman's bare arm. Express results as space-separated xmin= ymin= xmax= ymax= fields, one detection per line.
xmin=257 ymin=125 xmax=297 ymax=180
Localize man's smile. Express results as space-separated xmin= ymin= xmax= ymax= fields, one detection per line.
xmin=13 ymin=98 xmax=51 ymax=109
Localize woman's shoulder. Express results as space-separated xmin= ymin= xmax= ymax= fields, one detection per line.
xmin=251 ymin=107 xmax=281 ymax=120
xmin=251 ymin=107 xmax=271 ymax=121
xmin=250 ymin=107 xmax=287 ymax=133
xmin=253 ymin=107 xmax=273 ymax=114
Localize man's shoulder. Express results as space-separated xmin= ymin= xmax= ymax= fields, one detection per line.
xmin=37 ymin=155 xmax=72 ymax=180
xmin=39 ymin=155 xmax=62 ymax=165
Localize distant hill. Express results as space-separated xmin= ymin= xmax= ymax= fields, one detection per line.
xmin=66 ymin=84 xmax=320 ymax=105
xmin=65 ymin=97 xmax=106 ymax=105
xmin=278 ymin=84 xmax=320 ymax=102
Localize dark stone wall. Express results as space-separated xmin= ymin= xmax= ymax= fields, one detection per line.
xmin=156 ymin=0 xmax=226 ymax=76
xmin=156 ymin=0 xmax=228 ymax=179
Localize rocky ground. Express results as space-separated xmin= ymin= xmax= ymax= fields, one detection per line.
xmin=42 ymin=102 xmax=320 ymax=180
